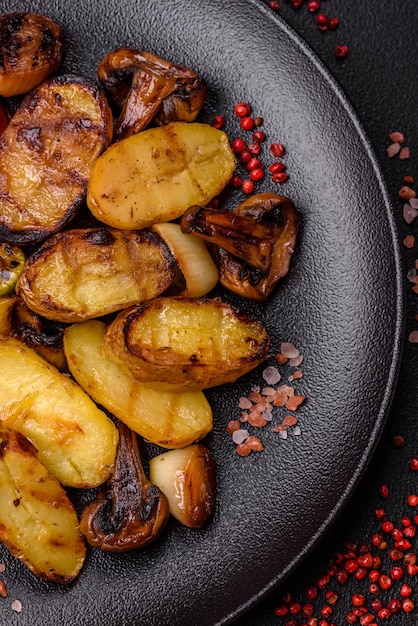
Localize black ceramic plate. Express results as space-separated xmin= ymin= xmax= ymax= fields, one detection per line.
xmin=0 ymin=1 xmax=404 ymax=625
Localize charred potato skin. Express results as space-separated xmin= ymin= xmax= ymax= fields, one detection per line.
xmin=17 ymin=227 xmax=177 ymax=322
xmin=0 ymin=75 xmax=113 ymax=244
xmin=0 ymin=426 xmax=86 ymax=583
xmin=103 ymin=297 xmax=270 ymax=390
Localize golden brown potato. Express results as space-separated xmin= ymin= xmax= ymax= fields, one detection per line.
xmin=63 ymin=320 xmax=213 ymax=448
xmin=87 ymin=121 xmax=235 ymax=230
xmin=0 ymin=12 xmax=63 ymax=97
xmin=0 ymin=336 xmax=118 ymax=488
xmin=0 ymin=426 xmax=86 ymax=583
xmin=0 ymin=75 xmax=113 ymax=244
xmin=102 ymin=296 xmax=270 ymax=390
xmin=17 ymin=227 xmax=177 ymax=322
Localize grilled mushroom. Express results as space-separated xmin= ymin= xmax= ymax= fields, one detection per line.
xmin=98 ymin=47 xmax=207 ymax=140
xmin=80 ymin=420 xmax=169 ymax=552
xmin=180 ymin=192 xmax=299 ymax=301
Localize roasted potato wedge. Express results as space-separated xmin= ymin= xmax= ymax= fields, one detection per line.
xmin=0 ymin=426 xmax=86 ymax=583
xmin=0 ymin=75 xmax=113 ymax=244
xmin=0 ymin=337 xmax=118 ymax=488
xmin=0 ymin=12 xmax=63 ymax=97
xmin=63 ymin=320 xmax=213 ymax=448
xmin=102 ymin=296 xmax=270 ymax=390
xmin=87 ymin=121 xmax=235 ymax=230
xmin=17 ymin=227 xmax=177 ymax=322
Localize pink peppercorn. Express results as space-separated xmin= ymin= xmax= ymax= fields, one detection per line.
xmin=387 ymin=599 xmax=402 ymax=614
xmin=334 ymin=44 xmax=348 ymax=58
xmin=410 ymin=457 xmax=418 ymax=470
xmin=402 ymin=598 xmax=415 ymax=613
xmin=378 ymin=484 xmax=389 ymax=498
xmin=210 ymin=115 xmax=224 ymax=129
xmin=379 ymin=574 xmax=392 ymax=590
xmin=240 ymin=116 xmax=255 ymax=131
xmin=307 ymin=1 xmax=321 ymax=12
xmin=400 ymin=583 xmax=413 ymax=596
xmin=232 ymin=138 xmax=246 ymax=154
xmin=234 ymin=102 xmax=251 ymax=117
xmin=390 ymin=566 xmax=404 ymax=580
xmin=270 ymin=142 xmax=286 ymax=158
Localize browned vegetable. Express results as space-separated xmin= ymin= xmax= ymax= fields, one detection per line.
xmin=0 ymin=75 xmax=113 ymax=244
xmin=0 ymin=426 xmax=86 ymax=583
xmin=80 ymin=420 xmax=169 ymax=552
xmin=0 ymin=12 xmax=63 ymax=97
xmin=98 ymin=47 xmax=206 ymax=140
xmin=17 ymin=227 xmax=178 ymax=322
xmin=63 ymin=320 xmax=213 ymax=449
xmin=102 ymin=296 xmax=270 ymax=390
xmin=10 ymin=298 xmax=67 ymax=371
xmin=181 ymin=192 xmax=299 ymax=301
xmin=0 ymin=336 xmax=118 ymax=488
xmin=149 ymin=444 xmax=216 ymax=528
xmin=87 ymin=121 xmax=235 ymax=230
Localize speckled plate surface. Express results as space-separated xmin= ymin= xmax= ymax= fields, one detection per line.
xmin=0 ymin=1 xmax=404 ymax=625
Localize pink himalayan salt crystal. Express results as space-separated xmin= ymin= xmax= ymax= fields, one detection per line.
xmin=232 ymin=429 xmax=249 ymax=444
xmin=289 ymin=353 xmax=304 ymax=367
xmin=11 ymin=600 xmax=22 ymax=613
xmin=238 ymin=396 xmax=253 ymax=410
xmin=403 ymin=203 xmax=418 ymax=224
xmin=0 ymin=564 xmax=5 ymax=573
xmin=389 ymin=131 xmax=405 ymax=143
xmin=387 ymin=142 xmax=401 ymax=157
xmin=409 ymin=330 xmax=418 ymax=343
xmin=262 ymin=365 xmax=281 ymax=385
xmin=399 ymin=146 xmax=410 ymax=160
xmin=280 ymin=342 xmax=300 ymax=359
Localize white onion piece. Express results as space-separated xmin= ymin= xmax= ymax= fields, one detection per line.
xmin=149 ymin=444 xmax=216 ymax=528
xmin=153 ymin=222 xmax=219 ymax=297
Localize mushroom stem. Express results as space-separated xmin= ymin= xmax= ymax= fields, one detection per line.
xmin=80 ymin=420 xmax=169 ymax=552
xmin=98 ymin=47 xmax=207 ymax=140
xmin=180 ymin=193 xmax=299 ymax=301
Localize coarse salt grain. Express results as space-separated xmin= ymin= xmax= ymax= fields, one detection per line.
xmin=232 ymin=429 xmax=250 ymax=444
xmin=261 ymin=386 xmax=277 ymax=396
xmin=280 ymin=342 xmax=300 ymax=359
xmin=387 ymin=142 xmax=401 ymax=157
xmin=403 ymin=203 xmax=418 ymax=224
xmin=407 ymin=268 xmax=417 ymax=282
xmin=293 ymin=425 xmax=302 ymax=435
xmin=262 ymin=365 xmax=281 ymax=385
xmin=238 ymin=396 xmax=253 ymax=410
xmin=404 ymin=235 xmax=415 ymax=249
xmin=400 ymin=146 xmax=410 ymax=160
xmin=289 ymin=354 xmax=304 ymax=367
xmin=409 ymin=330 xmax=418 ymax=343
xmin=11 ymin=600 xmax=22 ymax=613
xmin=0 ymin=564 xmax=5 ymax=573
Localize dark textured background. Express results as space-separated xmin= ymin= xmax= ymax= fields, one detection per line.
xmin=0 ymin=1 xmax=415 ymax=625
xmin=238 ymin=1 xmax=418 ymax=624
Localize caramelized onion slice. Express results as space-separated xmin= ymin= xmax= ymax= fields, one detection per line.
xmin=0 ymin=12 xmax=63 ymax=97
xmin=153 ymin=222 xmax=219 ymax=297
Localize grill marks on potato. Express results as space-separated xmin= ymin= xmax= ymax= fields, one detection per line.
xmin=0 ymin=76 xmax=112 ymax=244
xmin=103 ymin=297 xmax=270 ymax=390
xmin=17 ymin=228 xmax=177 ymax=322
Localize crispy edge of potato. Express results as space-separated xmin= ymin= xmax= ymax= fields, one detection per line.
xmin=63 ymin=320 xmax=213 ymax=448
xmin=17 ymin=227 xmax=177 ymax=322
xmin=102 ymin=297 xmax=270 ymax=390
xmin=0 ymin=75 xmax=113 ymax=244
xmin=0 ymin=426 xmax=86 ymax=583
